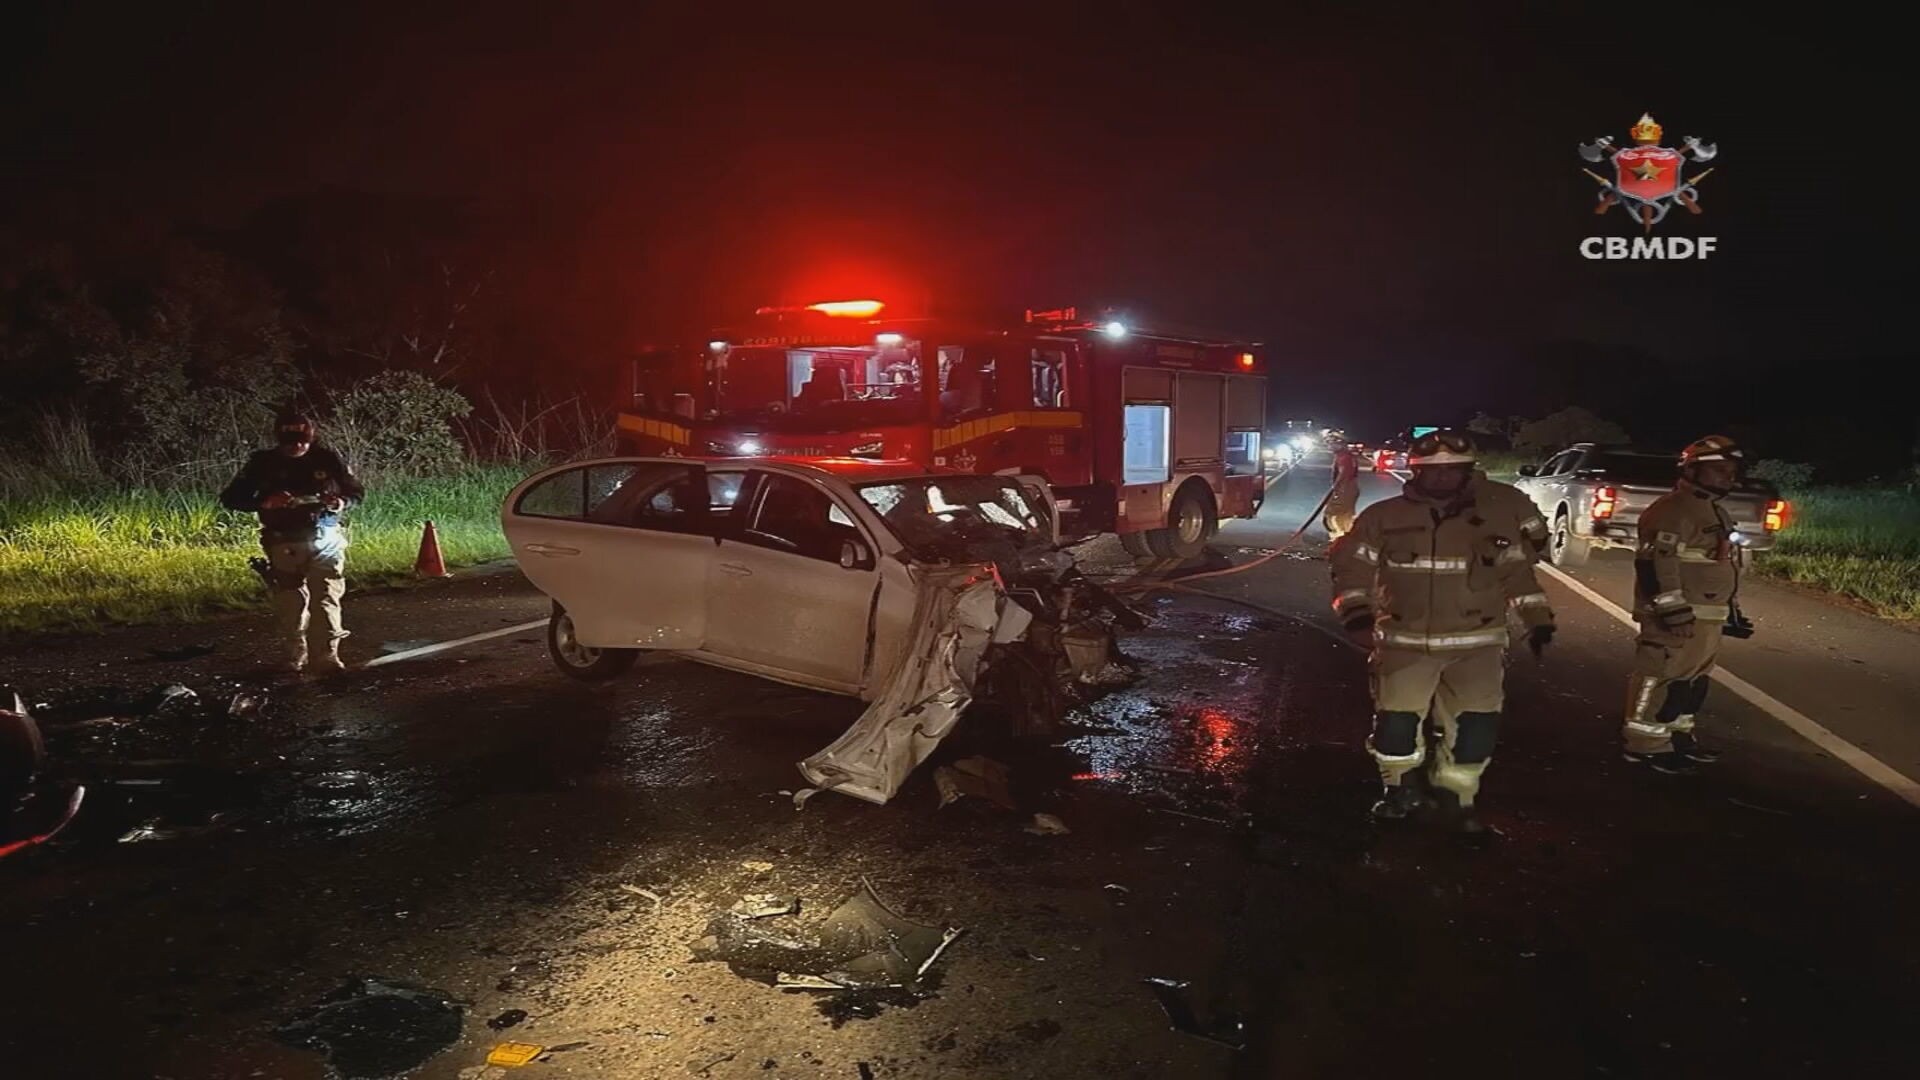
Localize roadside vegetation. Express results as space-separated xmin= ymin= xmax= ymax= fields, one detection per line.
xmin=0 ymin=379 xmax=610 ymax=637
xmin=1752 ymin=486 xmax=1920 ymax=621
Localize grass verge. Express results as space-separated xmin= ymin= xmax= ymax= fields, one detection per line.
xmin=1752 ymin=488 xmax=1920 ymax=621
xmin=0 ymin=466 xmax=526 ymax=636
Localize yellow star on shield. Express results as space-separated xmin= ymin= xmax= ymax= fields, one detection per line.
xmin=1630 ymin=159 xmax=1664 ymax=181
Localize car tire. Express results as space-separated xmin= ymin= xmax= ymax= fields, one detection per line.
xmin=1550 ymin=512 xmax=1591 ymax=567
xmin=1119 ymin=530 xmax=1155 ymax=558
xmin=1148 ymin=483 xmax=1218 ymax=560
xmin=547 ymin=603 xmax=639 ymax=681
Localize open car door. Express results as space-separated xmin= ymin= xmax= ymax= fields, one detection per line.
xmin=502 ymin=458 xmax=716 ymax=650
xmin=1005 ymin=472 xmax=1059 ymax=546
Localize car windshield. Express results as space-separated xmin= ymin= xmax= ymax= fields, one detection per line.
xmin=855 ymin=476 xmax=1047 ymax=559
xmin=1588 ymin=452 xmax=1680 ymax=487
xmin=714 ymin=344 xmax=927 ymax=431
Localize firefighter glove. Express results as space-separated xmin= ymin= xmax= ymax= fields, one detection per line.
xmin=1342 ymin=612 xmax=1375 ymax=650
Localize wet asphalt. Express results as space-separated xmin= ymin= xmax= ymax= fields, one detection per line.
xmin=2 ymin=469 xmax=1917 ymax=1079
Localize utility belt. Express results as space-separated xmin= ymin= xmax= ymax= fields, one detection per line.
xmin=261 ymin=525 xmax=334 ymax=544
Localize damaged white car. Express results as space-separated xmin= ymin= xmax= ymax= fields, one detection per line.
xmin=502 ymin=458 xmax=1141 ymax=802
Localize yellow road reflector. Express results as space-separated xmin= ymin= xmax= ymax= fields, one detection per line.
xmin=488 ymin=1041 xmax=544 ymax=1067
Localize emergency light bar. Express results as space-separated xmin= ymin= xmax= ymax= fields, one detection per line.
xmin=753 ymin=299 xmax=888 ymax=318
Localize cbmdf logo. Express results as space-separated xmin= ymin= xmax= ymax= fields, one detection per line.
xmin=1577 ymin=113 xmax=1719 ymax=259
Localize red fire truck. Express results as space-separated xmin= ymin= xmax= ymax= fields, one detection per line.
xmin=619 ymin=300 xmax=1267 ymax=558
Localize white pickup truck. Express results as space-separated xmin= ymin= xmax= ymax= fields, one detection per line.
xmin=1513 ymin=443 xmax=1787 ymax=567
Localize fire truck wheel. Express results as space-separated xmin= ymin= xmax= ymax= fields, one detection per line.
xmin=1119 ymin=531 xmax=1155 ymax=558
xmin=1149 ymin=484 xmax=1218 ymax=560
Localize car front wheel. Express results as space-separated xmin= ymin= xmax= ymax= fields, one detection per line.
xmin=547 ymin=603 xmax=639 ymax=681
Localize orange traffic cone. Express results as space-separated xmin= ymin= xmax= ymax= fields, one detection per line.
xmin=415 ymin=520 xmax=450 ymax=578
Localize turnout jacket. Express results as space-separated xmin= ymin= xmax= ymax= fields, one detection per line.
xmin=1633 ymin=480 xmax=1738 ymax=625
xmin=1331 ymin=478 xmax=1554 ymax=651
xmin=220 ymin=445 xmax=364 ymax=537
xmin=1469 ymin=470 xmax=1548 ymax=561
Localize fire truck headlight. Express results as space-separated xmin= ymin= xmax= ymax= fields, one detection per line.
xmin=851 ymin=441 xmax=883 ymax=457
xmin=1103 ymin=321 xmax=1127 ymax=339
xmin=708 ymin=340 xmax=727 ymax=352
xmin=875 ymin=333 xmax=903 ymax=346
xmin=736 ymin=440 xmax=763 ymax=456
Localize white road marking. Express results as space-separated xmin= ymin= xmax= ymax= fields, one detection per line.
xmin=1539 ymin=563 xmax=1920 ymax=809
xmin=361 ymin=618 xmax=549 ymax=668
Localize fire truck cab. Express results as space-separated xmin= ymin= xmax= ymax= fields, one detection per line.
xmin=619 ymin=301 xmax=1267 ymax=559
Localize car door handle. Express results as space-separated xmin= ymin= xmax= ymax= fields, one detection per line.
xmin=523 ymin=543 xmax=580 ymax=556
xmin=720 ymin=562 xmax=753 ymax=577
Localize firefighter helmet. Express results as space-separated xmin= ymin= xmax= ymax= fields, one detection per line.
xmin=1678 ymin=435 xmax=1742 ymax=465
xmin=1408 ymin=429 xmax=1475 ymax=467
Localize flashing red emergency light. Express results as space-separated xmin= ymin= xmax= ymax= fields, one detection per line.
xmin=753 ymin=299 xmax=887 ymax=318
xmin=1238 ymin=353 xmax=1255 ymax=369
xmin=1593 ymin=486 xmax=1617 ymax=520
xmin=1764 ymin=499 xmax=1789 ymax=531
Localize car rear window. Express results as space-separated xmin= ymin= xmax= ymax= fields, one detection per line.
xmin=1588 ymin=453 xmax=1678 ymax=486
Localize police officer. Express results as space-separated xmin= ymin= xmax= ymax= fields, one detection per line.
xmin=220 ymin=409 xmax=364 ymax=674
xmin=1331 ymin=429 xmax=1555 ymax=835
xmin=1622 ymin=435 xmax=1746 ymax=773
xmin=1325 ymin=435 xmax=1361 ymax=540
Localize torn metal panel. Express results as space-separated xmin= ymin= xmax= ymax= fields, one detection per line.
xmin=797 ymin=565 xmax=1010 ymax=805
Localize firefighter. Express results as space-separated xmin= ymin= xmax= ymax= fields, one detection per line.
xmin=220 ymin=409 xmax=364 ymax=674
xmin=1622 ymin=435 xmax=1745 ymax=772
xmin=1325 ymin=435 xmax=1361 ymax=540
xmin=1331 ymin=429 xmax=1555 ymax=835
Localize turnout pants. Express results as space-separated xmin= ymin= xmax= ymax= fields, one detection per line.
xmin=1325 ymin=481 xmax=1359 ymax=540
xmin=1368 ymin=645 xmax=1506 ymax=806
xmin=1623 ymin=619 xmax=1723 ymax=754
xmin=263 ymin=528 xmax=348 ymax=669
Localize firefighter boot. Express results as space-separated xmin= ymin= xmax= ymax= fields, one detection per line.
xmin=1423 ymin=782 xmax=1490 ymax=840
xmin=1623 ymin=749 xmax=1698 ymax=775
xmin=1370 ymin=780 xmax=1427 ymax=821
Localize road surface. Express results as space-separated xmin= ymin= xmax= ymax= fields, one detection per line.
xmin=1 ymin=470 xmax=1916 ymax=1078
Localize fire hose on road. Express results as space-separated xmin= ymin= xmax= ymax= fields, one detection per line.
xmin=1101 ymin=478 xmax=1369 ymax=652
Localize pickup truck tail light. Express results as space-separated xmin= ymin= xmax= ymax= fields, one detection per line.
xmin=1592 ymin=486 xmax=1617 ymax=520
xmin=1764 ymin=499 xmax=1789 ymax=531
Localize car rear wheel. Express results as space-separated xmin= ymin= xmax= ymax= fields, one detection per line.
xmin=548 ymin=603 xmax=639 ymax=681
xmin=1550 ymin=511 xmax=1591 ymax=567
xmin=1149 ymin=484 xmax=1218 ymax=560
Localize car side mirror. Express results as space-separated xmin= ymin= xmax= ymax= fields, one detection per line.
xmin=840 ymin=539 xmax=872 ymax=570
xmin=1518 ymin=465 xmax=1538 ymax=477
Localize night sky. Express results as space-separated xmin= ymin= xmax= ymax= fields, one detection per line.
xmin=4 ymin=3 xmax=1911 ymax=457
